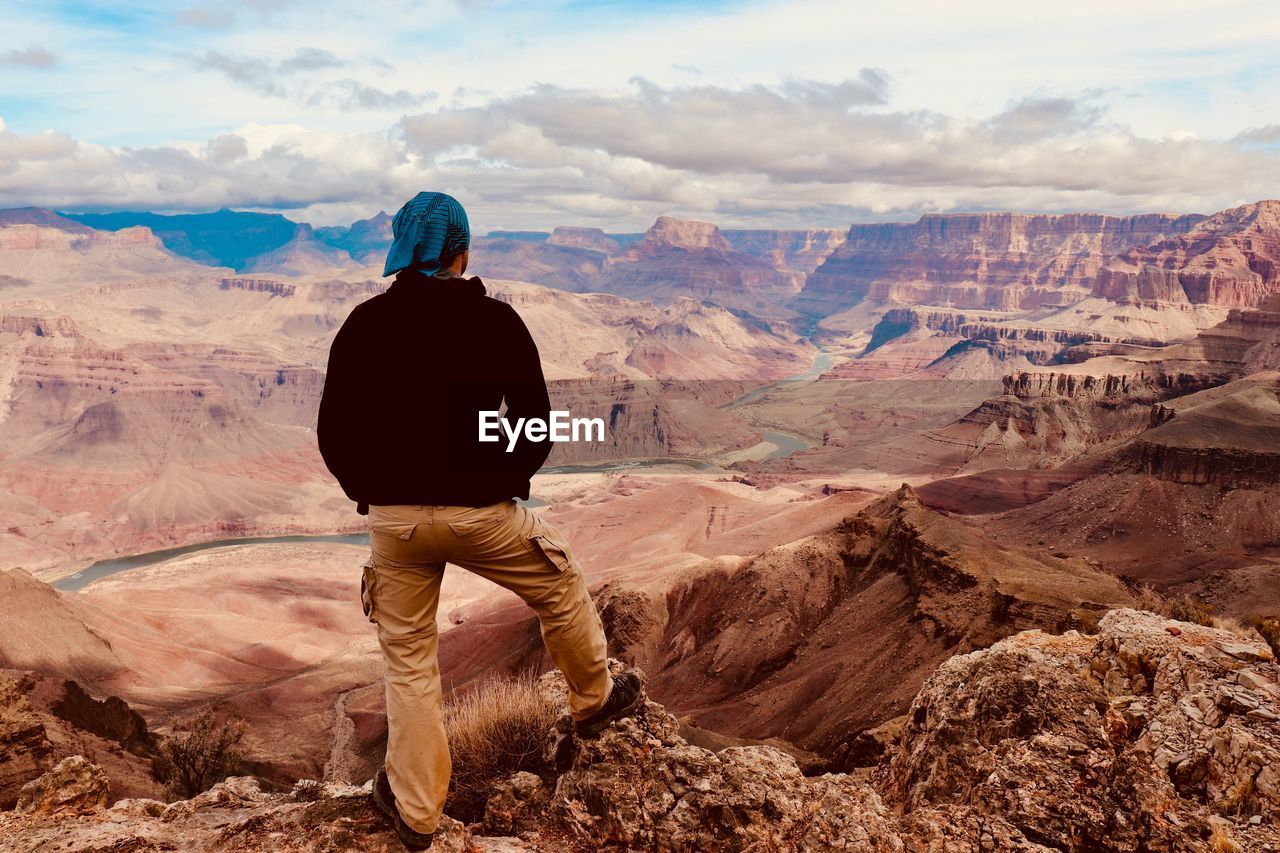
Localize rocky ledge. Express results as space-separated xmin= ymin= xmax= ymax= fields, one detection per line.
xmin=2 ymin=610 xmax=1277 ymax=851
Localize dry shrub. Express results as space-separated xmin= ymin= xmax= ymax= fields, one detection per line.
xmin=1134 ymin=585 xmax=1167 ymax=616
xmin=154 ymin=710 xmax=246 ymax=798
xmin=1250 ymin=615 xmax=1280 ymax=659
xmin=290 ymin=779 xmax=323 ymax=802
xmin=1215 ymin=775 xmax=1255 ymax=818
xmin=1209 ymin=615 xmax=1257 ymax=640
xmin=444 ymin=673 xmax=559 ymax=823
xmin=1130 ymin=587 xmax=1217 ymax=627
xmin=1167 ymin=595 xmax=1216 ymax=627
xmin=1210 ymin=821 xmax=1241 ymax=853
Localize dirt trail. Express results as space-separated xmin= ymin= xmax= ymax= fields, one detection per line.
xmin=322 ymin=686 xmax=360 ymax=783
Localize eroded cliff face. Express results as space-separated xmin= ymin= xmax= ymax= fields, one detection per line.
xmin=597 ymin=216 xmax=804 ymax=312
xmin=1001 ymin=370 xmax=1212 ymax=401
xmin=1094 ymin=200 xmax=1280 ymax=308
xmin=3 ymin=612 xmax=1276 ymax=851
xmin=721 ymin=228 xmax=848 ymax=274
xmin=870 ymin=307 xmax=1109 ymax=349
xmin=797 ymin=211 xmax=1205 ymax=315
xmin=1128 ymin=374 xmax=1280 ymax=488
xmin=0 ymin=670 xmax=163 ymax=810
xmin=830 ymin=306 xmax=1127 ymax=380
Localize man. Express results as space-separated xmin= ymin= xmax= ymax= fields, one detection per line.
xmin=317 ymin=191 xmax=641 ymax=850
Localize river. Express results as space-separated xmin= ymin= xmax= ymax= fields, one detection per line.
xmin=53 ymin=349 xmax=830 ymax=591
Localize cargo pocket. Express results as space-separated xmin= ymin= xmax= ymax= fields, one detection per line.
xmin=528 ymin=524 xmax=577 ymax=575
xmin=370 ymin=520 xmax=417 ymax=541
xmin=359 ymin=558 xmax=378 ymax=624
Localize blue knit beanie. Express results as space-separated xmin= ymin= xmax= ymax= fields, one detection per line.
xmin=382 ymin=192 xmax=471 ymax=277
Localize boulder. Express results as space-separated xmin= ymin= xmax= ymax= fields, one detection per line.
xmin=16 ymin=755 xmax=109 ymax=816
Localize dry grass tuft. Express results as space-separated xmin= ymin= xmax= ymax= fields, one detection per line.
xmin=1134 ymin=585 xmax=1167 ymax=616
xmin=1250 ymin=615 xmax=1280 ymax=659
xmin=1209 ymin=615 xmax=1258 ymax=640
xmin=1214 ymin=776 xmax=1255 ymax=818
xmin=444 ymin=673 xmax=559 ymax=823
xmin=1210 ymin=821 xmax=1241 ymax=852
xmin=1167 ymin=595 xmax=1216 ymax=628
xmin=1131 ymin=587 xmax=1219 ymax=628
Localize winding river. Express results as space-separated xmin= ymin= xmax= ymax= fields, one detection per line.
xmin=53 ymin=349 xmax=830 ymax=591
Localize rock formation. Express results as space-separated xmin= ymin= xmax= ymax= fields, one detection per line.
xmin=473 ymin=221 xmax=847 ymax=308
xmin=1128 ymin=374 xmax=1280 ymax=488
xmin=66 ymin=209 xmax=301 ymax=271
xmin=242 ymin=224 xmax=360 ymax=276
xmin=797 ymin=211 xmax=1205 ymax=316
xmin=545 ymin=226 xmax=621 ymax=254
xmin=15 ymin=755 xmax=109 ymax=816
xmin=0 ymin=670 xmax=163 ymax=808
xmin=437 ymin=486 xmax=1135 ymax=757
xmin=472 ymin=236 xmax=612 ymax=290
xmin=1094 ymin=200 xmax=1280 ymax=308
xmin=0 ymin=223 xmax=205 ymax=290
xmin=721 ymin=228 xmax=848 ymax=274
xmin=880 ymin=609 xmax=1280 ymax=851
xmin=595 ymin=216 xmax=804 ymax=313
xmin=2 ymin=611 xmax=1276 ymax=851
xmin=0 ymin=207 xmax=94 ymax=234
xmin=0 ymin=674 xmax=53 ymax=809
xmin=315 ymin=211 xmax=394 ymax=264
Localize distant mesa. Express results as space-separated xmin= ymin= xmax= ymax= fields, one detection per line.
xmin=546 ymin=226 xmax=621 ymax=254
xmin=242 ymin=224 xmax=359 ymax=276
xmin=63 ymin=209 xmax=299 ymax=271
xmin=0 ymin=208 xmax=94 ymax=234
xmin=640 ymin=215 xmax=734 ymax=251
xmin=314 ymin=211 xmax=393 ymax=265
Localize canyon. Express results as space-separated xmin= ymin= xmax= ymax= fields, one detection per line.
xmin=2 ymin=200 xmax=1279 ymax=849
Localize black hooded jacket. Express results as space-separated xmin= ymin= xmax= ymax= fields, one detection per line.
xmin=317 ymin=270 xmax=553 ymax=513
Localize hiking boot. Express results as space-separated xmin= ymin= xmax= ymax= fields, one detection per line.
xmin=574 ymin=671 xmax=643 ymax=737
xmin=372 ymin=768 xmax=434 ymax=850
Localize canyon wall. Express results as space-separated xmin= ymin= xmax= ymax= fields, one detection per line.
xmin=720 ymin=228 xmax=847 ymax=274
xmin=594 ymin=217 xmax=805 ymax=311
xmin=797 ymin=212 xmax=1205 ymax=315
xmin=1094 ymin=200 xmax=1280 ymax=308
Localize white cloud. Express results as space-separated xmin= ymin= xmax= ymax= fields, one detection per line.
xmin=2 ymin=0 xmax=1280 ymax=228
xmin=3 ymin=73 xmax=1280 ymax=231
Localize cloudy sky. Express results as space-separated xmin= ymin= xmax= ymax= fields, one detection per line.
xmin=2 ymin=0 xmax=1279 ymax=230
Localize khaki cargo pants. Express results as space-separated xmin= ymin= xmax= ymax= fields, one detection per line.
xmin=362 ymin=499 xmax=611 ymax=835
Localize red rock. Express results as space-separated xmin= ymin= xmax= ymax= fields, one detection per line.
xmin=545 ymin=226 xmax=621 ymax=254
xmin=595 ymin=216 xmax=804 ymax=313
xmin=1094 ymin=200 xmax=1280 ymax=308
xmin=798 ymin=212 xmax=1203 ymax=315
